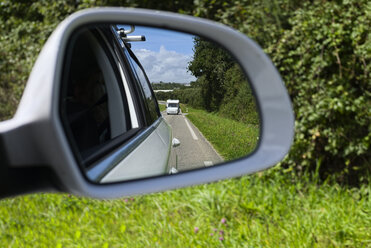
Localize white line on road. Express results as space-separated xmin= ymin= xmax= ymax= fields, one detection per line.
xmin=204 ymin=161 xmax=213 ymax=167
xmin=183 ymin=116 xmax=198 ymax=140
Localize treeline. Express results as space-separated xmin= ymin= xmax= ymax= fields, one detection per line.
xmin=151 ymin=82 xmax=189 ymax=90
xmin=156 ymin=87 xmax=202 ymax=108
xmin=156 ymin=37 xmax=259 ymax=125
xmin=1 ymin=0 xmax=369 ymax=183
xmin=190 ymin=38 xmax=258 ymax=125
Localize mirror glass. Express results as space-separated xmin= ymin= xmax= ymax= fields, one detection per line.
xmin=60 ymin=24 xmax=260 ymax=183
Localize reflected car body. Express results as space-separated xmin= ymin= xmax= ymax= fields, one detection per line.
xmin=59 ymin=24 xmax=172 ymax=183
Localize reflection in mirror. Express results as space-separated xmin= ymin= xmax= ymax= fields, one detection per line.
xmin=60 ymin=24 xmax=260 ymax=184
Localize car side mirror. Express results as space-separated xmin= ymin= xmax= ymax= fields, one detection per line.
xmin=0 ymin=8 xmax=294 ymax=199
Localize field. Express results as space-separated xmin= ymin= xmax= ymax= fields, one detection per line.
xmin=0 ymin=107 xmax=370 ymax=247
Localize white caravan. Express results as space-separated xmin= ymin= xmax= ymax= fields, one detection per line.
xmin=166 ymin=99 xmax=180 ymax=115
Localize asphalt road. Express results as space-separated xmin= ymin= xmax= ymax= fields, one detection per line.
xmin=162 ymin=110 xmax=223 ymax=172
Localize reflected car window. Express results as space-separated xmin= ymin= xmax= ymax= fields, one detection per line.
xmin=61 ymin=27 xmax=132 ymax=164
xmin=124 ymin=48 xmax=159 ymax=125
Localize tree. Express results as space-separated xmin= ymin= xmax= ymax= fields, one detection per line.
xmin=188 ymin=37 xmax=235 ymax=111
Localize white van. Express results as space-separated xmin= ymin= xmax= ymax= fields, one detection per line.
xmin=166 ymin=99 xmax=180 ymax=115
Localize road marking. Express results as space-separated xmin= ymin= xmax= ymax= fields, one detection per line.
xmin=204 ymin=161 xmax=213 ymax=167
xmin=183 ymin=116 xmax=198 ymax=140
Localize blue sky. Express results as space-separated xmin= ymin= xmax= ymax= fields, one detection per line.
xmin=129 ymin=26 xmax=195 ymax=54
xmin=119 ymin=25 xmax=197 ymax=83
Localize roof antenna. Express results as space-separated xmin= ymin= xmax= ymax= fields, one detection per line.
xmin=118 ymin=25 xmax=146 ymax=42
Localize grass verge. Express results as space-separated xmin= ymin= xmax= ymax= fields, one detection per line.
xmin=183 ymin=105 xmax=259 ymax=160
xmin=158 ymin=103 xmax=166 ymax=112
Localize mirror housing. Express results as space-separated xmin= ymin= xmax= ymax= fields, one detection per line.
xmin=0 ymin=8 xmax=294 ymax=199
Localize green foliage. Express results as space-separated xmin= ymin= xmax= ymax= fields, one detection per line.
xmin=188 ymin=37 xmax=235 ymax=111
xmin=151 ymin=82 xmax=186 ymax=90
xmin=266 ymin=0 xmax=371 ymax=183
xmin=219 ymin=64 xmax=259 ymax=125
xmin=153 ymin=91 xmax=169 ymax=101
xmin=186 ymin=38 xmax=259 ymax=125
xmin=0 ymin=0 xmax=79 ymax=119
xmin=156 ymin=87 xmax=204 ymax=109
xmin=193 ymin=0 xmax=303 ymax=49
xmin=158 ymin=103 xmax=166 ymax=112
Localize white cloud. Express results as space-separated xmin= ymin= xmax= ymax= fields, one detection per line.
xmin=133 ymin=46 xmax=196 ymax=83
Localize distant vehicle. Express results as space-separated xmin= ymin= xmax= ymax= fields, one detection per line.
xmin=166 ymin=99 xmax=180 ymax=115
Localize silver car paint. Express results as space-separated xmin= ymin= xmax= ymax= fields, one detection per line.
xmin=100 ymin=118 xmax=171 ymax=183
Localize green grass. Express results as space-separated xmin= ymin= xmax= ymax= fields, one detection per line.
xmin=184 ymin=105 xmax=259 ymax=160
xmin=0 ymin=171 xmax=369 ymax=247
xmin=158 ymin=103 xmax=166 ymax=112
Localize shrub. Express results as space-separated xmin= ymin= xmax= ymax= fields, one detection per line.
xmin=0 ymin=0 xmax=369 ymax=183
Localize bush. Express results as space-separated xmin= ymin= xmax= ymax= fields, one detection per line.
xmin=0 ymin=0 xmax=369 ymax=183
xmin=268 ymin=0 xmax=371 ymax=183
xmin=219 ymin=64 xmax=259 ymax=125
